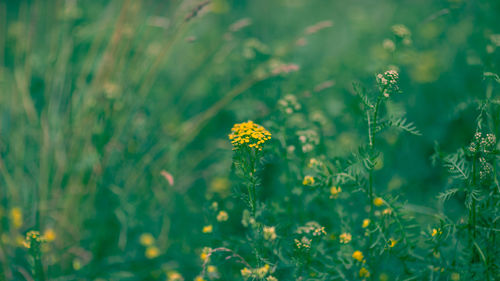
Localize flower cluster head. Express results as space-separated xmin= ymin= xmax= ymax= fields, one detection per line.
xmin=362 ymin=218 xmax=371 ymax=228
xmin=376 ymin=70 xmax=400 ymax=97
xmin=308 ymin=158 xmax=323 ymax=169
xmin=139 ymin=232 xmax=160 ymax=259
xmin=392 ymin=24 xmax=411 ymax=38
xmin=166 ymin=271 xmax=183 ymax=281
xmin=469 ymin=132 xmax=496 ymax=155
xmin=373 ymin=197 xmax=384 ymax=207
xmin=330 ymin=186 xmax=342 ymax=199
xmin=216 ymin=210 xmax=229 ymax=222
xmin=241 ymin=264 xmax=271 ymax=279
xmin=200 ymin=247 xmax=212 ymax=262
xmin=391 ymin=24 xmax=412 ymax=45
xmin=359 ymin=267 xmax=370 ymax=278
xmin=294 ymin=236 xmax=312 ymax=249
xmin=302 ymin=175 xmax=315 ymax=186
xmin=296 ymin=221 xmax=326 ymax=237
xmin=352 ymin=250 xmax=364 ymax=262
xmin=431 ymin=228 xmax=442 ymax=237
xmin=339 ymin=232 xmax=352 ymax=244
xmin=297 ymin=129 xmax=320 ymax=153
xmin=202 ymin=225 xmax=213 ymax=233
xmin=229 ymin=121 xmax=271 ymax=151
xmin=24 ymin=230 xmax=44 ymax=249
xmin=10 ymin=207 xmax=23 ymax=229
xmin=278 ymin=94 xmax=301 ymax=114
xmin=263 ymin=226 xmax=277 ymax=241
xmin=479 ymin=157 xmax=493 ymax=184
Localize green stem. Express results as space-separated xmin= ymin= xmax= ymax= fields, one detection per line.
xmin=30 ymin=245 xmax=45 ymax=281
xmin=34 ymin=253 xmax=45 ymax=281
xmin=368 ymin=96 xmax=383 ymax=218
xmin=247 ymin=149 xmax=258 ymax=218
xmin=469 ymin=153 xmax=478 ymax=270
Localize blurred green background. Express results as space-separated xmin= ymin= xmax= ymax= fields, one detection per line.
xmin=0 ymin=0 xmax=499 ymax=280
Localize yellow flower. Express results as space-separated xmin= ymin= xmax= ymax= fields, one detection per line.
xmin=352 ymin=250 xmax=364 ymax=262
xmin=263 ymin=226 xmax=277 ymax=241
xmin=24 ymin=230 xmax=43 ymax=249
xmin=229 ymin=121 xmax=271 ymax=150
xmin=139 ymin=233 xmax=155 ymax=246
xmin=200 ymin=247 xmax=212 ymax=262
xmin=388 ymin=238 xmax=397 ymax=248
xmin=194 ymin=276 xmax=205 ymax=281
xmin=209 ymin=177 xmax=230 ymax=198
xmin=330 ymin=186 xmax=342 ymax=199
xmin=43 ymin=228 xmax=56 ymax=242
xmin=308 ymin=158 xmax=319 ymax=168
xmin=294 ymin=237 xmax=311 ymax=249
xmin=256 ymin=264 xmax=270 ymax=278
xmin=241 ymin=267 xmax=252 ymax=278
xmin=339 ymin=232 xmax=352 ymax=244
xmin=166 ymin=271 xmax=183 ymax=281
xmin=431 ymin=228 xmax=442 ymax=237
xmin=10 ymin=208 xmax=23 ymax=229
xmin=382 ymin=208 xmax=392 ymax=215
xmin=362 ymin=219 xmax=371 ymax=228
xmin=359 ymin=267 xmax=370 ymax=278
xmin=207 ymin=265 xmax=217 ymax=273
xmin=145 ymin=246 xmax=160 ymax=259
xmin=216 ymin=211 xmax=229 ymax=222
xmin=373 ymin=197 xmax=384 ymax=207
xmin=202 ymin=225 xmax=213 ymax=233
xmin=302 ymin=176 xmax=315 ymax=186
xmin=267 ymin=276 xmax=278 ymax=281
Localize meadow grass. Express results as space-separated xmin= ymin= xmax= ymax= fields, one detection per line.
xmin=0 ymin=0 xmax=499 ymax=280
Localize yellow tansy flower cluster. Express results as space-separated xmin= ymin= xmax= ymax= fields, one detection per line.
xmin=200 ymin=247 xmax=212 ymax=262
xmin=10 ymin=208 xmax=23 ymax=229
xmin=263 ymin=226 xmax=277 ymax=241
xmin=229 ymin=121 xmax=271 ymax=150
xmin=431 ymin=228 xmax=442 ymax=237
xmin=166 ymin=271 xmax=183 ymax=281
xmin=302 ymin=175 xmax=315 ymax=186
xmin=339 ymin=232 xmax=352 ymax=244
xmin=24 ymin=230 xmax=43 ymax=249
xmin=294 ymin=237 xmax=311 ymax=249
xmin=373 ymin=197 xmax=384 ymax=207
xmin=43 ymin=228 xmax=56 ymax=242
xmin=359 ymin=267 xmax=370 ymax=278
xmin=241 ymin=264 xmax=271 ymax=279
xmin=139 ymin=232 xmax=160 ymax=259
xmin=202 ymin=225 xmax=213 ymax=233
xmin=352 ymin=250 xmax=364 ymax=262
xmin=216 ymin=211 xmax=229 ymax=222
xmin=139 ymin=233 xmax=155 ymax=246
xmin=330 ymin=186 xmax=342 ymax=199
xmin=362 ymin=219 xmax=370 ymax=228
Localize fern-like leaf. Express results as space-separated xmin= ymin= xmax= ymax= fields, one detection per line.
xmin=386 ymin=117 xmax=422 ymax=136
xmin=442 ymin=149 xmax=469 ymax=180
xmin=437 ymin=188 xmax=460 ymax=202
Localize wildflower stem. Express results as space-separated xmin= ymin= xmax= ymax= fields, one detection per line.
xmin=371 ymin=96 xmax=383 ymax=151
xmin=33 ymin=252 xmax=46 ymax=281
xmin=469 ymin=153 xmax=478 ymax=269
xmin=368 ymin=95 xmax=384 ymax=217
xmin=248 ymin=149 xmax=258 ymax=218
